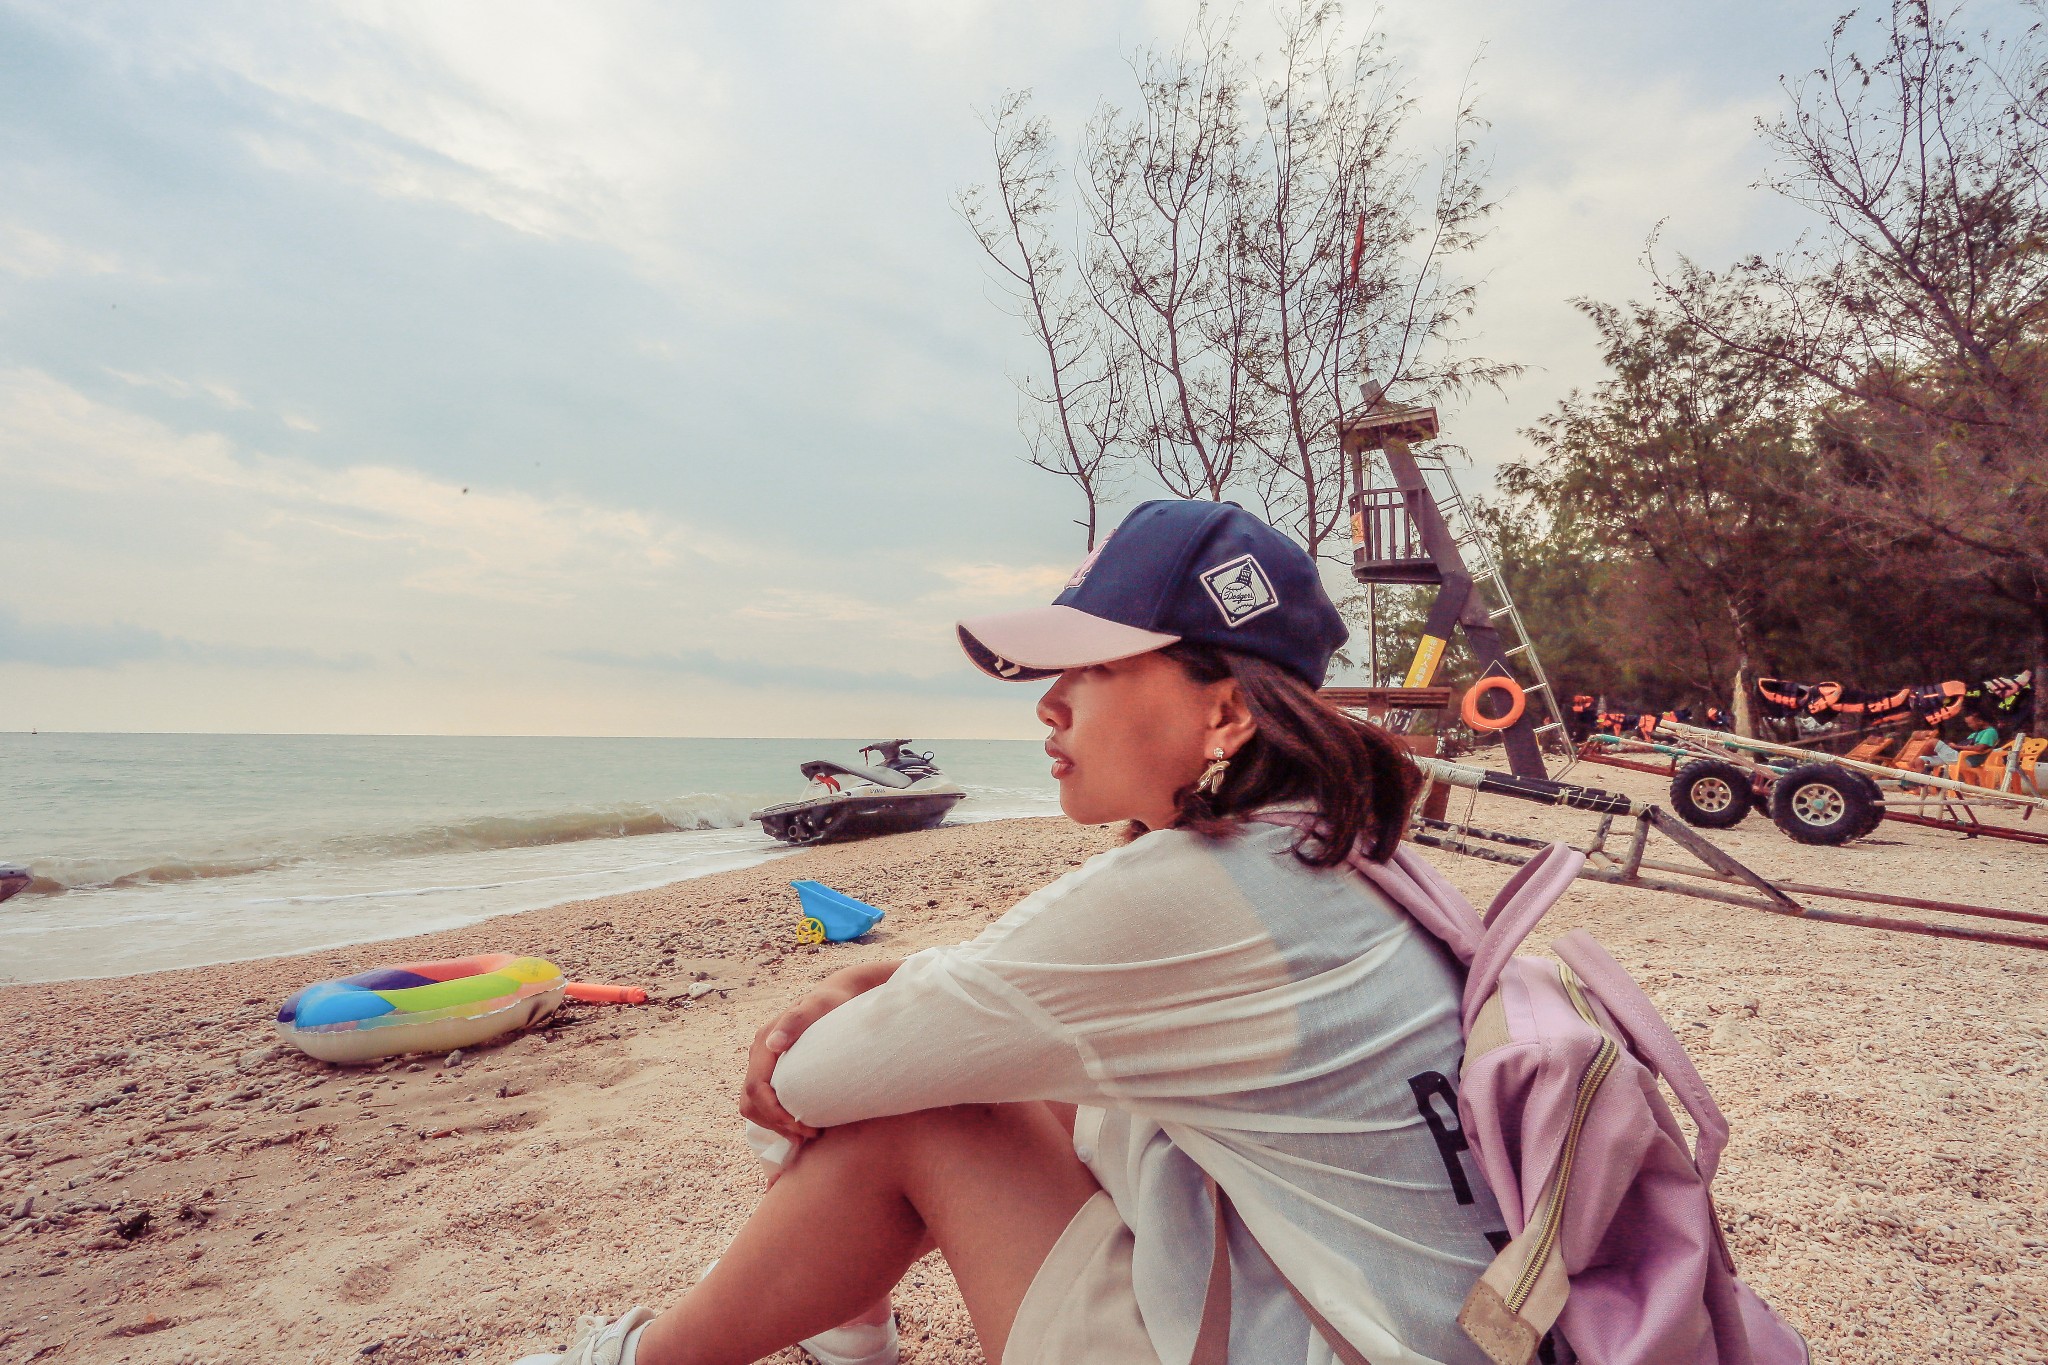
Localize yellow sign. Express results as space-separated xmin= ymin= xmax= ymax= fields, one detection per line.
xmin=1403 ymin=634 xmax=1448 ymax=687
xmin=1349 ymin=511 xmax=1365 ymax=546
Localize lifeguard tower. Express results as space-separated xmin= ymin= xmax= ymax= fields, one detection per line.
xmin=1336 ymin=401 xmax=1564 ymax=780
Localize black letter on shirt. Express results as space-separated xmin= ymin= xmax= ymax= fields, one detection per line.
xmin=1407 ymin=1071 xmax=1474 ymax=1205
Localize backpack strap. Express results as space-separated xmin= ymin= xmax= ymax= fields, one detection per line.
xmin=1190 ymin=1176 xmax=1378 ymax=1365
xmin=1551 ymin=929 xmax=1730 ymax=1185
xmin=1460 ymin=844 xmax=1586 ymax=1035
xmin=1357 ymin=848 xmax=1486 ymax=965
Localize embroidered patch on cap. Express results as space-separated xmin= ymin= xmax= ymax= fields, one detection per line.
xmin=1199 ymin=554 xmax=1280 ymax=627
xmin=1066 ymin=541 xmax=1108 ymax=589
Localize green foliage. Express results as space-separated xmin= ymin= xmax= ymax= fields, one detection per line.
xmin=1479 ymin=299 xmax=2028 ymax=714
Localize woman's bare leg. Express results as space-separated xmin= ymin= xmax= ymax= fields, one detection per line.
xmin=634 ymin=1101 xmax=1098 ymax=1365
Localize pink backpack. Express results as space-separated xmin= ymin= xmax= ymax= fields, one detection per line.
xmin=1209 ymin=821 xmax=1811 ymax=1365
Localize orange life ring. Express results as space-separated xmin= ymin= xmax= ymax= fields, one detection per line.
xmin=1461 ymin=677 xmax=1527 ymax=732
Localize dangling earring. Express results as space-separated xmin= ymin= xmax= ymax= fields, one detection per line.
xmin=1194 ymin=746 xmax=1230 ymax=796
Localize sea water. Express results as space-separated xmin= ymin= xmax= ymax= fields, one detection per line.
xmin=0 ymin=733 xmax=1060 ymax=983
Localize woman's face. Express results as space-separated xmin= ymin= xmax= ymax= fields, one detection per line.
xmin=1035 ymin=651 xmax=1252 ymax=829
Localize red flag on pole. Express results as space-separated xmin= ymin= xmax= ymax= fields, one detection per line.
xmin=1348 ymin=212 xmax=1366 ymax=287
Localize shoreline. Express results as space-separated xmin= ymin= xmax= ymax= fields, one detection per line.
xmin=2 ymin=790 xmax=2044 ymax=1364
xmin=2 ymin=810 xmax=1063 ymax=987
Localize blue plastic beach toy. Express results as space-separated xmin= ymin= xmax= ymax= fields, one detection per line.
xmin=791 ymin=881 xmax=885 ymax=943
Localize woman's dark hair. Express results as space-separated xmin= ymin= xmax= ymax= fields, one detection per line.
xmin=1145 ymin=641 xmax=1420 ymax=866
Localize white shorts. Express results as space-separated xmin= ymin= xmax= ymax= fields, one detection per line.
xmin=1003 ymin=1191 xmax=1162 ymax=1365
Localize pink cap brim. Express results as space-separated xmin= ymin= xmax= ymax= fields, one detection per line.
xmin=957 ymin=606 xmax=1180 ymax=681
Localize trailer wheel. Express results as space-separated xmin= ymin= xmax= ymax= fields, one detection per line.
xmin=1671 ymin=759 xmax=1753 ymax=828
xmin=1769 ymin=763 xmax=1874 ymax=845
xmin=1845 ymin=770 xmax=1887 ymax=838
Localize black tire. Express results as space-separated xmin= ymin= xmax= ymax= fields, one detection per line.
xmin=1769 ymin=763 xmax=1875 ymax=845
xmin=1845 ymin=770 xmax=1887 ymax=838
xmin=1670 ymin=759 xmax=1754 ymax=828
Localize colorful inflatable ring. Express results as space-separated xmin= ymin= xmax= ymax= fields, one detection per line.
xmin=1460 ymin=677 xmax=1527 ymax=732
xmin=275 ymin=953 xmax=566 ymax=1065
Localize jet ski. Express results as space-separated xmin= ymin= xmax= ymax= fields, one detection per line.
xmin=752 ymin=740 xmax=967 ymax=845
xmin=0 ymin=865 xmax=30 ymax=905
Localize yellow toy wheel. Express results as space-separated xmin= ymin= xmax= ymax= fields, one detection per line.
xmin=795 ymin=917 xmax=826 ymax=946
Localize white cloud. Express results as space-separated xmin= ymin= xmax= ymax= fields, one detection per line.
xmin=1371 ymin=6 xmax=1787 ymax=472
xmin=108 ymin=369 xmax=256 ymax=411
xmin=0 ymin=221 xmax=132 ymax=279
xmin=0 ymin=368 xmax=718 ymax=605
xmin=927 ymin=561 xmax=1074 ymax=601
xmin=0 ymin=371 xmax=1030 ymax=732
xmin=13 ymin=1 xmax=729 ymax=272
xmin=212 ymin=3 xmax=716 ymax=268
xmin=735 ymin=589 xmax=897 ymax=626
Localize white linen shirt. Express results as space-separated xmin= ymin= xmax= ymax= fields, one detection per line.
xmin=772 ymin=821 xmax=1505 ymax=1365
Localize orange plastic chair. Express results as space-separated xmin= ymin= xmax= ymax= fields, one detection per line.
xmin=1971 ymin=736 xmax=2047 ymax=795
xmin=1888 ymin=730 xmax=1942 ymax=774
xmin=1940 ymin=736 xmax=2018 ymax=788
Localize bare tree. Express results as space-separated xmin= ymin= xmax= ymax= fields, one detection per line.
xmin=1077 ymin=11 xmax=1262 ymax=503
xmin=957 ymin=94 xmax=1134 ymax=549
xmin=1240 ymin=3 xmax=1515 ymax=558
xmin=1657 ymin=0 xmax=2048 ymax=727
xmin=963 ymin=1 xmax=1509 ymax=568
xmin=1236 ymin=2 xmax=1396 ymax=557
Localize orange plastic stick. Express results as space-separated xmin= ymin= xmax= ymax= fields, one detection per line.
xmin=564 ymin=982 xmax=648 ymax=1005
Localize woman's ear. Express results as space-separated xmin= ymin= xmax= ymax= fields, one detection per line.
xmin=1206 ymin=679 xmax=1258 ymax=756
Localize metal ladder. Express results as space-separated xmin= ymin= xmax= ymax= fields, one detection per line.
xmin=1406 ymin=449 xmax=1571 ymax=752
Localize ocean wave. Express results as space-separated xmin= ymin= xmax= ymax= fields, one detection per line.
xmin=9 ymin=794 xmax=760 ymax=897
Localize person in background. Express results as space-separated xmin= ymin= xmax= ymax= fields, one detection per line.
xmin=1931 ymin=712 xmax=2002 ymax=769
xmin=1567 ymin=695 xmax=1596 ymax=744
xmin=1959 ymin=712 xmax=2002 ymax=767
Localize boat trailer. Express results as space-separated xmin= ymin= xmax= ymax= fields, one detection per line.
xmin=1409 ymin=757 xmax=2048 ymax=951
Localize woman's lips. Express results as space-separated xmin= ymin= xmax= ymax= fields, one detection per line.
xmin=1044 ymin=740 xmax=1075 ymax=780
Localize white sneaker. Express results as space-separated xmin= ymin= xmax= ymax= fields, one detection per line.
xmin=509 ymin=1306 xmax=657 ymax=1365
xmin=799 ymin=1315 xmax=900 ymax=1365
xmin=698 ymin=1258 xmax=899 ymax=1365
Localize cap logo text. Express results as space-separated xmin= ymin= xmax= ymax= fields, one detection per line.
xmin=1199 ymin=554 xmax=1279 ymax=627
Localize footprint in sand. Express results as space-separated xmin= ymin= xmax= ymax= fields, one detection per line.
xmin=339 ymin=1262 xmax=395 ymax=1303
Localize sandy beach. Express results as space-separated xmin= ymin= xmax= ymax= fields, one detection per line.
xmin=4 ymin=764 xmax=2045 ymax=1365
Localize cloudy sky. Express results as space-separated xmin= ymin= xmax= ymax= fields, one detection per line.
xmin=0 ymin=1 xmax=1963 ymax=738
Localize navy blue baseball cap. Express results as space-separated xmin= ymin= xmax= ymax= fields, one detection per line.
xmin=958 ymin=499 xmax=1349 ymax=686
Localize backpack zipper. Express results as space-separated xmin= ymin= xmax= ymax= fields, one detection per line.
xmin=1505 ymin=964 xmax=1619 ymax=1315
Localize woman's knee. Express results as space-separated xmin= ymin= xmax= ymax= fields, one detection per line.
xmin=810 ymin=1103 xmax=1050 ymax=1155
xmin=802 ymin=1103 xmax=1077 ymax=1188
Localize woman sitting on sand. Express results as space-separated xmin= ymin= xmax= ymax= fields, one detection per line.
xmin=518 ymin=500 xmax=1506 ymax=1365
